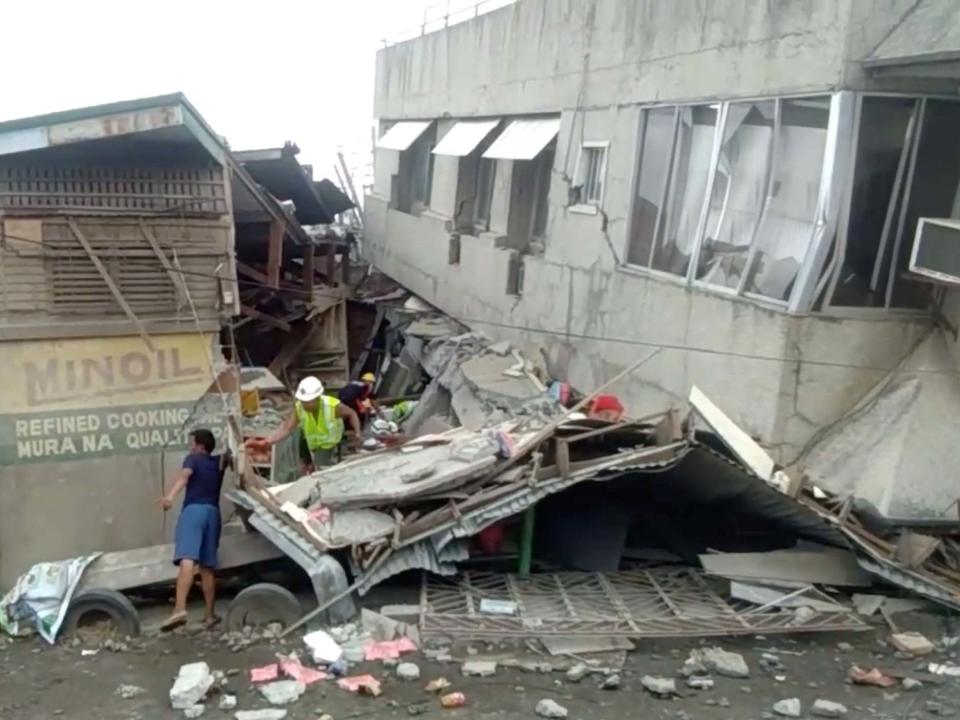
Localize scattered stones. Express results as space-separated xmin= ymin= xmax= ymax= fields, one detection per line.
xmin=600 ymin=674 xmax=621 ymax=690
xmin=407 ymin=704 xmax=428 ymax=716
xmin=219 ymin=695 xmax=237 ymax=710
xmin=692 ymin=647 xmax=750 ymax=678
xmin=535 ymin=699 xmax=569 ymax=718
xmin=926 ymin=701 xmax=957 ymax=716
xmin=462 ymin=660 xmax=498 ymax=677
xmin=890 ymin=632 xmax=935 ymax=657
xmin=226 ymin=668 xmax=240 ymax=677
xmin=425 ymin=678 xmax=451 ymax=693
xmin=679 ymin=657 xmax=708 ymax=677
xmin=235 ymin=711 xmax=288 ymax=720
xmin=520 ymin=661 xmax=553 ymax=674
xmin=257 ymin=680 xmax=306 ymax=705
xmin=741 ymin=685 xmax=753 ymax=694
xmin=837 ymin=642 xmax=853 ymax=652
xmin=397 ymin=662 xmax=421 ymax=681
xmin=115 ymin=684 xmax=146 ymax=699
xmin=566 ymin=663 xmax=589 ymax=682
xmin=718 ymin=697 xmax=731 ymax=708
xmin=811 ymin=699 xmax=849 ymax=718
xmin=903 ymin=678 xmax=924 ymax=691
xmin=641 ymin=675 xmax=678 ymax=697
xmin=687 ymin=676 xmax=715 ymax=690
xmin=170 ymin=662 xmax=214 ymax=710
xmin=773 ymin=698 xmax=802 ymax=718
xmin=183 ymin=705 xmax=205 ymax=719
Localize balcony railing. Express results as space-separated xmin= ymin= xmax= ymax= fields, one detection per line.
xmin=382 ymin=0 xmax=517 ymax=46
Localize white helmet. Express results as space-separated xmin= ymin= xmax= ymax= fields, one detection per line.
xmin=295 ymin=376 xmax=324 ymax=401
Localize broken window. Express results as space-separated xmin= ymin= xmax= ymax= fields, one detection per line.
xmin=653 ymin=105 xmax=719 ymax=277
xmin=743 ymin=97 xmax=831 ymax=301
xmin=626 ymin=107 xmax=676 ymax=268
xmin=696 ymin=100 xmax=776 ymax=290
xmin=395 ymin=123 xmax=437 ymax=214
xmin=474 ymin=158 xmax=496 ymax=232
xmin=574 ymin=143 xmax=608 ymax=208
xmin=531 ymin=144 xmax=554 ymax=239
xmin=829 ymin=96 xmax=960 ymax=309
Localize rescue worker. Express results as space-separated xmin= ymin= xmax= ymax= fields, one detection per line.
xmin=338 ymin=372 xmax=378 ymax=424
xmin=265 ymin=376 xmax=361 ymax=468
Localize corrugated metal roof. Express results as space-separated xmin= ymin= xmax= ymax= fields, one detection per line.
xmin=483 ymin=118 xmax=560 ymax=160
xmin=354 ymin=539 xmax=469 ymax=595
xmin=376 ymin=121 xmax=432 ymax=151
xmin=433 ymin=120 xmax=500 ymax=157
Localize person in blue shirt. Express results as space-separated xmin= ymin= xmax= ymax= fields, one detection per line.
xmin=158 ymin=428 xmax=225 ymax=631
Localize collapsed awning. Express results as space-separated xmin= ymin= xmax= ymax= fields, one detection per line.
xmin=482 ymin=117 xmax=560 ymax=160
xmin=376 ymin=121 xmax=431 ymax=151
xmin=432 ymin=120 xmax=500 ymax=157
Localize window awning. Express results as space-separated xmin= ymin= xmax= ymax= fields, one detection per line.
xmin=432 ymin=120 xmax=500 ymax=157
xmin=483 ymin=118 xmax=560 ymax=160
xmin=376 ymin=121 xmax=431 ymax=151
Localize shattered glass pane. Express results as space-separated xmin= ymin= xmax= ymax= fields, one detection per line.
xmin=696 ymin=100 xmax=776 ymax=290
xmin=744 ymin=97 xmax=830 ymax=301
xmin=626 ymin=107 xmax=675 ymax=267
xmin=653 ymin=104 xmax=719 ymax=277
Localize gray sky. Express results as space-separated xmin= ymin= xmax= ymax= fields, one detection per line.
xmin=0 ymin=0 xmax=450 ymax=190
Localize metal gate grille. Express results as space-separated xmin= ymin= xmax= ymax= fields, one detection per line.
xmin=420 ymin=568 xmax=868 ymax=639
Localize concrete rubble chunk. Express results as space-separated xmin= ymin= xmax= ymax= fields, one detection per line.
xmin=219 ymin=695 xmax=238 ymax=710
xmin=170 ymin=662 xmax=214 ymax=710
xmin=641 ymin=675 xmax=678 ymax=697
xmin=535 ymin=699 xmax=569 ymax=718
xmin=235 ymin=711 xmax=288 ymax=720
xmin=600 ymin=674 xmax=621 ymax=690
xmin=461 ymin=660 xmax=498 ymax=677
xmin=889 ymin=631 xmax=935 ymax=657
xmin=257 ymin=680 xmax=306 ymax=705
xmin=362 ymin=608 xmax=400 ymax=642
xmin=115 ymin=684 xmax=146 ymax=699
xmin=183 ymin=705 xmax=205 ymax=719
xmin=397 ymin=662 xmax=421 ymax=681
xmin=687 ymin=675 xmax=715 ymax=690
xmin=902 ymin=678 xmax=923 ymax=691
xmin=811 ymin=699 xmax=849 ymax=717
xmin=773 ymin=698 xmax=802 ymax=718
xmin=693 ymin=647 xmax=750 ymax=678
xmin=565 ymin=663 xmax=589 ymax=682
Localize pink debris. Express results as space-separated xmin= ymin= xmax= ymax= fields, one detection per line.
xmin=280 ymin=658 xmax=327 ymax=685
xmin=308 ymin=506 xmax=331 ymax=523
xmin=250 ymin=663 xmax=279 ymax=683
xmin=363 ymin=636 xmax=417 ymax=661
xmin=337 ymin=674 xmax=382 ymax=696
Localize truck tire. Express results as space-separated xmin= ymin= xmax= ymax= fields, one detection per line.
xmin=225 ymin=582 xmax=301 ymax=631
xmin=60 ymin=587 xmax=141 ymax=639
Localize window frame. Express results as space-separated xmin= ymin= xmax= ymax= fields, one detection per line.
xmin=622 ymin=93 xmax=846 ymax=313
xmin=570 ymin=140 xmax=610 ymax=215
xmin=473 ymin=157 xmax=497 ymax=233
xmin=818 ymin=93 xmax=960 ymax=316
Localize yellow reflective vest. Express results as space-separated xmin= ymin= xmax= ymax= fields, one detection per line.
xmin=295 ymin=396 xmax=344 ymax=450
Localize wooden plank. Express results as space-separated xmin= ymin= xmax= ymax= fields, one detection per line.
xmin=66 ymin=218 xmax=156 ymax=351
xmin=137 ymin=218 xmax=189 ymax=305
xmin=267 ymin=219 xmax=283 ymax=289
xmin=241 ymin=304 xmax=292 ymax=332
xmin=268 ymin=319 xmax=322 ymax=376
xmin=303 ymin=245 xmax=315 ymax=293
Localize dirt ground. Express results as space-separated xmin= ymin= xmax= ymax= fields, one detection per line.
xmin=2 ymin=591 xmax=960 ymax=720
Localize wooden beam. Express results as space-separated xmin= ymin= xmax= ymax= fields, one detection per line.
xmin=236 ymin=261 xmax=272 ymax=286
xmin=240 ymin=304 xmax=291 ymax=332
xmin=137 ymin=218 xmax=189 ymax=306
xmin=303 ymin=245 xmax=315 ymax=293
xmin=268 ymin=319 xmax=322 ymax=376
xmin=66 ymin=218 xmax=156 ymax=351
xmin=267 ymin=219 xmax=283 ymax=289
xmin=325 ymin=243 xmax=336 ymax=287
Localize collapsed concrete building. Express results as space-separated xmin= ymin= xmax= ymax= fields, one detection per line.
xmin=364 ymin=0 xmax=960 ymax=520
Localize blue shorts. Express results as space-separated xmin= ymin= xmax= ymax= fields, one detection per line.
xmin=174 ymin=504 xmax=221 ymax=568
